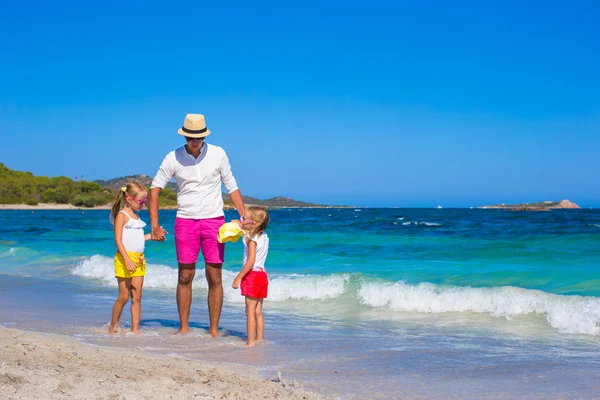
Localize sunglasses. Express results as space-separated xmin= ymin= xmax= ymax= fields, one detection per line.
xmin=127 ymin=196 xmax=148 ymax=207
xmin=185 ymin=137 xmax=205 ymax=142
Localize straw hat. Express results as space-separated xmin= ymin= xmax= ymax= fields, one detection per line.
xmin=177 ymin=114 xmax=211 ymax=138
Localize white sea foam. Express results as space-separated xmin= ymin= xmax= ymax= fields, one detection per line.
xmin=71 ymin=255 xmax=349 ymax=303
xmin=268 ymin=274 xmax=349 ymax=301
xmin=358 ymin=281 xmax=600 ymax=335
xmin=402 ymin=221 xmax=441 ymax=226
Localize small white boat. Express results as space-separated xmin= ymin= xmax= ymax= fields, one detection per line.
xmin=436 ymin=205 xmax=442 ymax=209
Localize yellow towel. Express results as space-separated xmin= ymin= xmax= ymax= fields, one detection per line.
xmin=218 ymin=222 xmax=245 ymax=243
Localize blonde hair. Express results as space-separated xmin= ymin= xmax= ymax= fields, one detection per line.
xmin=110 ymin=182 xmax=147 ymax=224
xmin=245 ymin=206 xmax=270 ymax=238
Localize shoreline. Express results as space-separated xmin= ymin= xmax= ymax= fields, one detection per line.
xmin=0 ymin=203 xmax=112 ymax=210
xmin=0 ymin=203 xmax=351 ymax=211
xmin=0 ymin=204 xmax=590 ymax=211
xmin=0 ymin=326 xmax=319 ymax=400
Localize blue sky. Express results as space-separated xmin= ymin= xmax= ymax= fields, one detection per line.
xmin=0 ymin=0 xmax=598 ymax=207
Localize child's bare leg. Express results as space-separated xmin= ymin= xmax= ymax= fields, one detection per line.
xmin=110 ymin=278 xmax=131 ymax=333
xmin=130 ymin=276 xmax=144 ymax=334
xmin=245 ymin=296 xmax=258 ymax=347
xmin=255 ymin=298 xmax=264 ymax=342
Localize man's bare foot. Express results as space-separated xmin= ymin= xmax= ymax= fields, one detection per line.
xmin=176 ymin=327 xmax=189 ymax=335
xmin=108 ymin=324 xmax=117 ymax=334
xmin=209 ymin=328 xmax=222 ymax=338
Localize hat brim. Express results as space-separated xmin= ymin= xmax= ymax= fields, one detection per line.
xmin=178 ymin=128 xmax=211 ymax=138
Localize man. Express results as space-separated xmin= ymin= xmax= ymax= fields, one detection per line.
xmin=149 ymin=113 xmax=247 ymax=336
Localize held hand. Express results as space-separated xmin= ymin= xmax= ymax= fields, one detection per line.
xmin=151 ymin=225 xmax=167 ymax=242
xmin=232 ymin=277 xmax=241 ymax=289
xmin=125 ymin=258 xmax=137 ymax=272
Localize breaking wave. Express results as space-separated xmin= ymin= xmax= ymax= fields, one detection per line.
xmin=71 ymin=255 xmax=600 ymax=335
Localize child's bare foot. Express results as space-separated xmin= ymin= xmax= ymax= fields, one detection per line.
xmin=108 ymin=324 xmax=117 ymax=334
xmin=245 ymin=341 xmax=255 ymax=347
xmin=209 ymin=329 xmax=221 ymax=338
xmin=175 ymin=328 xmax=189 ymax=335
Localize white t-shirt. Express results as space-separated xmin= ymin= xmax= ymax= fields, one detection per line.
xmin=243 ymin=232 xmax=269 ymax=271
xmin=151 ymin=144 xmax=238 ymax=219
xmin=119 ymin=210 xmax=146 ymax=253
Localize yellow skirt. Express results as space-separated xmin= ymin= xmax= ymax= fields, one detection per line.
xmin=114 ymin=251 xmax=146 ymax=278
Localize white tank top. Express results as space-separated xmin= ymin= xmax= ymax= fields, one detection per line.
xmin=243 ymin=232 xmax=269 ymax=271
xmin=119 ymin=210 xmax=146 ymax=253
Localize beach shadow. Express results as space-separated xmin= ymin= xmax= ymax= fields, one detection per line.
xmin=139 ymin=319 xmax=246 ymax=338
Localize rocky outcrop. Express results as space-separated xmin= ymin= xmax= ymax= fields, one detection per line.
xmin=551 ymin=199 xmax=580 ymax=209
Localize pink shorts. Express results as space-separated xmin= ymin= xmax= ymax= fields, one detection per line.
xmin=240 ymin=270 xmax=269 ymax=299
xmin=174 ymin=216 xmax=225 ymax=264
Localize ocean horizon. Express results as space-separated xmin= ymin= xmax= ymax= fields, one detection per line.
xmin=1 ymin=207 xmax=600 ymax=398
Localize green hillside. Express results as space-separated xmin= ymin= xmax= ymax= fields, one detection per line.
xmin=0 ymin=163 xmax=113 ymax=207
xmin=0 ymin=164 xmax=177 ymax=207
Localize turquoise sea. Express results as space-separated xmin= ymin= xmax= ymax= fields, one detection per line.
xmin=1 ymin=208 xmax=600 ymax=398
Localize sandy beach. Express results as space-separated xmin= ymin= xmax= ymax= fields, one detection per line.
xmin=0 ymin=203 xmax=111 ymax=210
xmin=0 ymin=326 xmax=320 ymax=400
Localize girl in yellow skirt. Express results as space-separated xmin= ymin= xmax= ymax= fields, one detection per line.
xmin=109 ymin=182 xmax=155 ymax=334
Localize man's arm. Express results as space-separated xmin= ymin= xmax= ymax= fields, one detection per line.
xmin=229 ymin=189 xmax=246 ymax=219
xmin=149 ymin=154 xmax=174 ymax=241
xmin=219 ymin=150 xmax=245 ymax=218
xmin=148 ymin=187 xmax=167 ymax=241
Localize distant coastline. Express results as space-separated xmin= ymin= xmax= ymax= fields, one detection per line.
xmin=479 ymin=199 xmax=580 ymax=211
xmin=0 ymin=203 xmax=113 ymax=210
xmin=0 ymin=203 xmax=350 ymax=211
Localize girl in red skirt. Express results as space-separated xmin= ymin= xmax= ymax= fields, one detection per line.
xmin=231 ymin=206 xmax=270 ymax=347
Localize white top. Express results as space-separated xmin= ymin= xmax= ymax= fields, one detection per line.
xmin=243 ymin=232 xmax=269 ymax=272
xmin=151 ymin=144 xmax=239 ymax=219
xmin=119 ymin=210 xmax=146 ymax=253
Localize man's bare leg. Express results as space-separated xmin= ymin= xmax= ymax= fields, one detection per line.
xmin=205 ymin=262 xmax=223 ymax=337
xmin=177 ymin=263 xmax=196 ymax=334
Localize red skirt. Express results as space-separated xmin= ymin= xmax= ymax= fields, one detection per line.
xmin=240 ymin=270 xmax=269 ymax=299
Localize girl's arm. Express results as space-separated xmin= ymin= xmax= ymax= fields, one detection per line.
xmin=144 ymin=224 xmax=167 ymax=241
xmin=114 ymin=214 xmax=137 ymax=272
xmin=232 ymin=239 xmax=256 ymax=289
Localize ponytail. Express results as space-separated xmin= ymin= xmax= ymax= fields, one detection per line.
xmin=109 ymin=186 xmax=128 ymax=225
